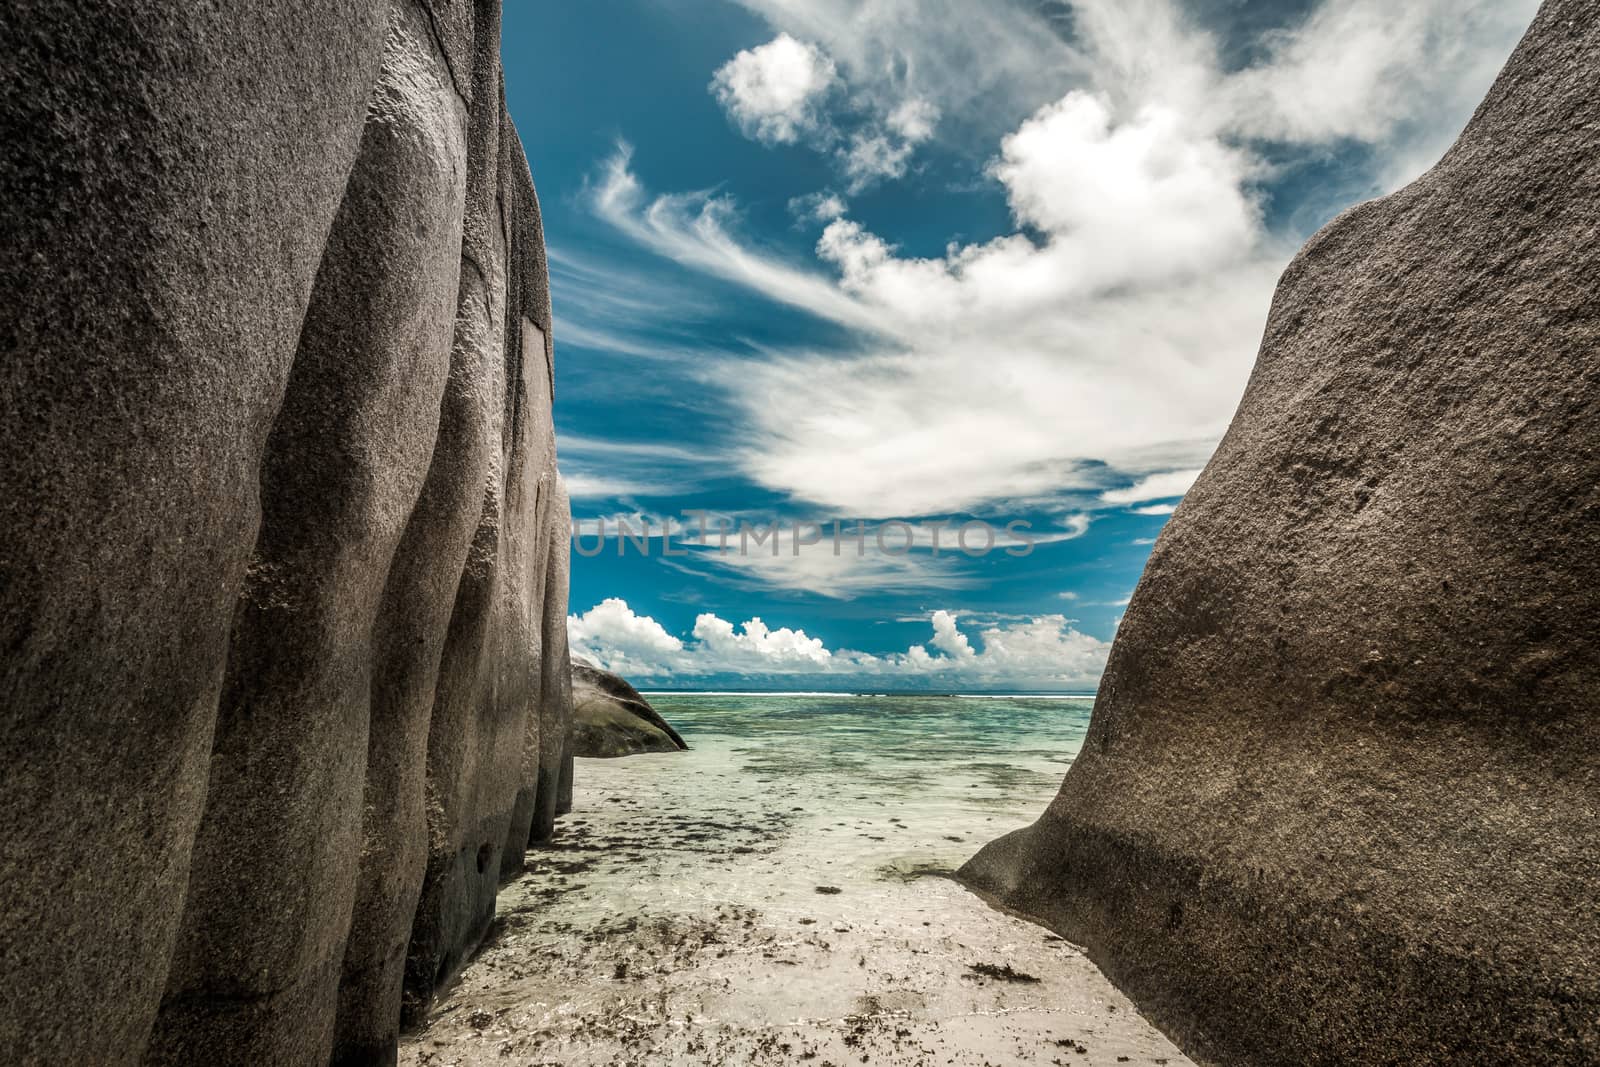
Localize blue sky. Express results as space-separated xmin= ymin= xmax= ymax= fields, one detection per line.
xmin=501 ymin=0 xmax=1535 ymax=691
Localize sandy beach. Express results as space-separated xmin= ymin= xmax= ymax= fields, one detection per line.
xmin=400 ymin=696 xmax=1190 ymax=1067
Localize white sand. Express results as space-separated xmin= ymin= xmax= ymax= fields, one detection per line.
xmin=401 ymin=735 xmax=1191 ymax=1067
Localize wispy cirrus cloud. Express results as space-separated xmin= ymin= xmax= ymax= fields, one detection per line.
xmin=568 ymin=513 xmax=1093 ymax=599
xmin=558 ymin=434 xmax=722 ymax=500
xmin=587 ymin=0 xmax=1536 ymax=518
xmin=589 ymin=143 xmax=887 ymax=335
xmin=1099 ymin=469 xmax=1203 ymax=506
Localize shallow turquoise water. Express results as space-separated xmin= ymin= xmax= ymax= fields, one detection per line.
xmin=647 ymin=693 xmax=1093 ymax=775
xmin=405 ymin=692 xmax=1194 ymax=1066
xmin=642 ymin=692 xmax=1095 ymax=869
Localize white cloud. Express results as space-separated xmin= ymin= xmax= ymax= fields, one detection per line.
xmin=594 ymin=1 xmax=1534 ymax=518
xmin=692 ymin=614 xmax=834 ymax=668
xmin=957 ymin=613 xmax=1110 ymax=682
xmin=840 ymin=131 xmax=917 ymax=190
xmin=654 ymin=517 xmax=1080 ymax=599
xmin=1099 ymin=468 xmax=1202 ymax=506
xmin=1217 ymin=1 xmax=1540 ymax=156
xmin=725 ymin=0 xmax=1088 ymax=143
xmin=1131 ymin=503 xmax=1178 ymax=516
xmin=887 ymin=98 xmax=940 ymax=142
xmin=591 ymin=143 xmax=885 ymax=335
xmin=710 ymin=25 xmax=946 ymax=190
xmin=558 ymin=434 xmax=718 ymax=502
xmin=993 ymin=94 xmax=1257 ymax=282
xmin=592 ymin=94 xmax=1275 ymax=514
xmin=663 ymin=520 xmax=980 ymax=600
xmin=564 ymin=475 xmax=662 ymax=500
xmin=837 ymin=97 xmax=942 ymax=192
xmin=928 ymin=609 xmax=976 ymax=660
xmin=1056 ymin=513 xmax=1092 ymax=539
xmin=686 ymin=545 xmax=978 ymax=600
xmin=568 ymin=599 xmax=1110 ymax=687
xmin=789 ymin=191 xmax=849 ymax=224
xmin=567 ymin=599 xmax=685 ymax=675
xmin=711 ymin=33 xmax=838 ymax=145
xmin=727 ymin=0 xmax=1534 ymax=166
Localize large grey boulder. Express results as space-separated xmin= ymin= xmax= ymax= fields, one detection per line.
xmin=146 ymin=8 xmax=469 ymax=1062
xmin=395 ymin=89 xmax=568 ymax=1041
xmin=0 ymin=3 xmax=573 ymax=1065
xmin=571 ymin=662 xmax=688 ymax=758
xmin=527 ymin=479 xmax=576 ymax=850
xmin=332 ymin=7 xmax=552 ymax=1064
xmin=0 ymin=3 xmax=388 ymax=1063
xmin=962 ymin=3 xmax=1600 ymax=1065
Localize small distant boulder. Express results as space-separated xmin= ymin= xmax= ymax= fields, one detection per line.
xmin=571 ymin=661 xmax=687 ymax=758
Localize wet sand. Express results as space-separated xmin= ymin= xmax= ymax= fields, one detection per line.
xmin=400 ymin=700 xmax=1190 ymax=1067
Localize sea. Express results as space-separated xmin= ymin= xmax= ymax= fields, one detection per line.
xmin=642 ymin=691 xmax=1096 ymax=873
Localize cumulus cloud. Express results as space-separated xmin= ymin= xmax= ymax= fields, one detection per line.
xmin=567 ymin=599 xmax=685 ymax=675
xmin=589 ymin=132 xmax=1269 ymax=516
xmin=928 ymin=609 xmax=976 ymax=660
xmin=594 ymin=1 xmax=1534 ymax=518
xmin=728 ymin=0 xmax=1536 ymax=165
xmin=837 ymin=97 xmax=942 ymax=191
xmin=711 ymin=33 xmax=837 ymax=145
xmin=725 ymin=0 xmax=1088 ymax=142
xmin=789 ymin=191 xmax=849 ymax=224
xmin=568 ymin=599 xmax=1110 ymax=687
xmin=710 ymin=27 xmax=946 ymax=190
xmin=692 ymin=614 xmax=834 ymax=668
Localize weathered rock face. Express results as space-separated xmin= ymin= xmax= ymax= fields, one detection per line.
xmin=572 ymin=662 xmax=689 ymax=758
xmin=0 ymin=3 xmax=572 ymax=1065
xmin=961 ymin=4 xmax=1600 ymax=1065
xmin=529 ymin=479 xmax=576 ymax=848
xmin=395 ymin=100 xmax=569 ymax=1038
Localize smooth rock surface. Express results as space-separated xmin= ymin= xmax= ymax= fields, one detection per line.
xmin=0 ymin=3 xmax=389 ymax=1063
xmin=528 ymin=478 xmax=575 ymax=846
xmin=962 ymin=4 xmax=1600 ymax=1065
xmin=400 ymin=42 xmax=567 ymax=1033
xmin=571 ymin=662 xmax=688 ymax=758
xmin=332 ymin=4 xmax=530 ymax=1061
xmin=146 ymin=8 xmax=469 ymax=1061
xmin=0 ymin=3 xmax=571 ymax=1064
